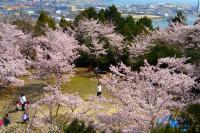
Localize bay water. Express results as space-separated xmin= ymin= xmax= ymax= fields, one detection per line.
xmin=102 ymin=0 xmax=197 ymax=28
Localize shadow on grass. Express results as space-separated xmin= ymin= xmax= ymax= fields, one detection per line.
xmin=0 ymin=83 xmax=46 ymax=103
xmin=75 ymin=68 xmax=105 ymax=79
xmin=20 ymin=83 xmax=46 ymax=99
xmin=16 ymin=121 xmax=28 ymax=124
xmin=8 ymin=109 xmax=18 ymax=113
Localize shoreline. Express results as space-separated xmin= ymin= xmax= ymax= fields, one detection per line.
xmin=122 ymin=13 xmax=164 ymax=19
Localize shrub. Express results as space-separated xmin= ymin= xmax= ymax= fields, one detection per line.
xmin=131 ymin=44 xmax=182 ymax=70
xmin=63 ymin=119 xmax=96 ymax=133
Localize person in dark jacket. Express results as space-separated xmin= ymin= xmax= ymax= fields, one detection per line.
xmin=3 ymin=114 xmax=10 ymax=126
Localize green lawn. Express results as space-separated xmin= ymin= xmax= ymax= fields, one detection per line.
xmin=61 ymin=68 xmax=111 ymax=99
xmin=0 ymin=68 xmax=111 ymax=124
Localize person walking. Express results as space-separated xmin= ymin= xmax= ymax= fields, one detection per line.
xmin=97 ymin=82 xmax=102 ymax=98
xmin=94 ymin=67 xmax=99 ymax=76
xmin=20 ymin=94 xmax=26 ymax=111
xmin=22 ymin=111 xmax=29 ymax=124
xmin=0 ymin=116 xmax=3 ymax=126
xmin=25 ymin=101 xmax=30 ymax=111
xmin=3 ymin=114 xmax=10 ymax=126
xmin=16 ymin=101 xmax=20 ymax=111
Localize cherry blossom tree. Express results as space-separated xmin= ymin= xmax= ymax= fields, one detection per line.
xmin=107 ymin=32 xmax=125 ymax=63
xmin=129 ymin=22 xmax=200 ymax=57
xmin=32 ymin=29 xmax=79 ymax=85
xmin=154 ymin=24 xmax=200 ymax=49
xmin=76 ymin=19 xmax=107 ymax=58
xmin=32 ymin=85 xmax=84 ymax=123
xmin=98 ymin=57 xmax=197 ymax=133
xmin=76 ymin=19 xmax=125 ymax=64
xmin=0 ymin=23 xmax=29 ymax=87
xmin=28 ymin=29 xmax=98 ymax=131
xmin=128 ymin=34 xmax=155 ymax=57
xmin=29 ymin=86 xmax=112 ymax=132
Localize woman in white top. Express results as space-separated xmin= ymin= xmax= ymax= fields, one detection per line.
xmin=20 ymin=93 xmax=26 ymax=111
xmin=97 ymin=83 xmax=102 ymax=97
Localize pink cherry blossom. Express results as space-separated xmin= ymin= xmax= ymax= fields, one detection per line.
xmin=76 ymin=19 xmax=125 ymax=63
xmin=129 ymin=23 xmax=200 ymax=57
xmin=98 ymin=57 xmax=196 ymax=132
xmin=0 ymin=23 xmax=29 ymax=87
xmin=32 ymin=29 xmax=79 ymax=85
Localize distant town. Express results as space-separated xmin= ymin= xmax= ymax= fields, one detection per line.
xmin=0 ymin=0 xmax=198 ymax=22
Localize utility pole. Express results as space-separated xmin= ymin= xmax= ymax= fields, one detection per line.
xmin=198 ymin=0 xmax=200 ymax=16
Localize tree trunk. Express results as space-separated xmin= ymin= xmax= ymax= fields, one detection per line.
xmin=55 ymin=104 xmax=61 ymax=117
xmin=30 ymin=108 xmax=37 ymax=125
xmin=49 ymin=105 xmax=53 ymax=124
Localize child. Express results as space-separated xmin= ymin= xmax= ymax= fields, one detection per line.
xmin=25 ymin=101 xmax=30 ymax=111
xmin=3 ymin=114 xmax=10 ymax=126
xmin=22 ymin=111 xmax=29 ymax=123
xmin=0 ymin=116 xmax=3 ymax=126
xmin=16 ymin=101 xmax=20 ymax=111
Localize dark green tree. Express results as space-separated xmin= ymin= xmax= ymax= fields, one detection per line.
xmin=33 ymin=11 xmax=56 ymax=37
xmin=36 ymin=11 xmax=48 ymax=27
xmin=32 ymin=26 xmax=46 ymax=37
xmin=74 ymin=5 xmax=153 ymax=41
xmin=63 ymin=119 xmax=96 ymax=133
xmin=117 ymin=15 xmax=138 ymax=40
xmin=59 ymin=16 xmax=71 ymax=28
xmin=12 ymin=20 xmax=34 ymax=34
xmin=105 ymin=5 xmax=121 ymax=24
xmin=137 ymin=16 xmax=153 ymax=30
xmin=131 ymin=44 xmax=183 ymax=70
xmin=170 ymin=10 xmax=187 ymax=25
xmin=185 ymin=48 xmax=200 ymax=65
xmin=48 ymin=16 xmax=56 ymax=30
xmin=75 ymin=7 xmax=97 ymax=23
xmin=36 ymin=11 xmax=56 ymax=29
xmin=97 ymin=9 xmax=106 ymax=22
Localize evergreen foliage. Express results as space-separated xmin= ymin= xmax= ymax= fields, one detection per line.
xmin=75 ymin=5 xmax=153 ymax=40
xmin=170 ymin=10 xmax=187 ymax=25
xmin=63 ymin=119 xmax=96 ymax=133
xmin=185 ymin=48 xmax=200 ymax=65
xmin=130 ymin=43 xmax=200 ymax=70
xmin=59 ymin=16 xmax=71 ymax=28
xmin=12 ymin=20 xmax=34 ymax=34
xmin=131 ymin=44 xmax=183 ymax=70
xmin=33 ymin=11 xmax=56 ymax=37
xmin=75 ymin=7 xmax=97 ymax=23
xmin=178 ymin=104 xmax=200 ymax=133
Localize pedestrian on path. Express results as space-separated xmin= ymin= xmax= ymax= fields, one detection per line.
xmin=22 ymin=111 xmax=29 ymax=124
xmin=16 ymin=101 xmax=20 ymax=111
xmin=97 ymin=82 xmax=102 ymax=97
xmin=20 ymin=93 xmax=27 ymax=111
xmin=3 ymin=114 xmax=10 ymax=126
xmin=0 ymin=116 xmax=3 ymax=126
xmin=25 ymin=101 xmax=30 ymax=111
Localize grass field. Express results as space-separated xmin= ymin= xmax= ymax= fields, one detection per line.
xmin=0 ymin=68 xmax=111 ymax=125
